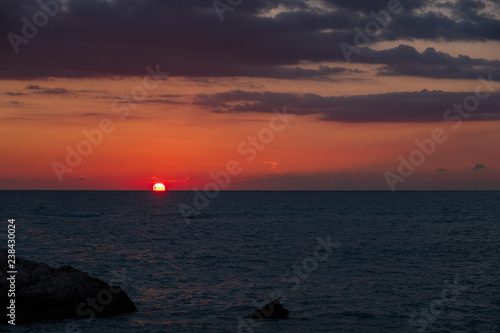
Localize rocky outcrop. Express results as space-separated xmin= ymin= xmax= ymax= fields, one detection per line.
xmin=247 ymin=299 xmax=289 ymax=320
xmin=0 ymin=249 xmax=137 ymax=325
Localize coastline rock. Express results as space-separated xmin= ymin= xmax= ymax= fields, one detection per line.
xmin=0 ymin=249 xmax=137 ymax=325
xmin=247 ymin=299 xmax=289 ymax=320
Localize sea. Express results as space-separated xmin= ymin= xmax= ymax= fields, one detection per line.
xmin=1 ymin=191 xmax=499 ymax=333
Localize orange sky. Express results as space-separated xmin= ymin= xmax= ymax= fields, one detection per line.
xmin=1 ymin=0 xmax=499 ymax=190
xmin=1 ymin=74 xmax=499 ymax=190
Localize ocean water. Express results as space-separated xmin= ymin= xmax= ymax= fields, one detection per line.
xmin=1 ymin=191 xmax=499 ymax=333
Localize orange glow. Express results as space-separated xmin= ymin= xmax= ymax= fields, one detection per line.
xmin=152 ymin=183 xmax=166 ymax=192
xmin=1 ymin=77 xmax=499 ymax=190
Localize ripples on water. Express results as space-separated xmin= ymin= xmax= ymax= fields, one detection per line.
xmin=1 ymin=191 xmax=499 ymax=332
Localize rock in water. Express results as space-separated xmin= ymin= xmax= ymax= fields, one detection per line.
xmin=247 ymin=299 xmax=289 ymax=320
xmin=0 ymin=249 xmax=137 ymax=325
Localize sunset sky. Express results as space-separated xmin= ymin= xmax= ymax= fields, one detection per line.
xmin=1 ymin=0 xmax=499 ymax=190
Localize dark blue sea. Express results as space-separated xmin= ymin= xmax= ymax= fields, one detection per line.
xmin=1 ymin=191 xmax=499 ymax=332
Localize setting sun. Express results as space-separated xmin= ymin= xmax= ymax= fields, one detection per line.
xmin=152 ymin=183 xmax=166 ymax=192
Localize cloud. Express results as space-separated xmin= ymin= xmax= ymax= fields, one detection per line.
xmin=194 ymin=89 xmax=500 ymax=122
xmin=322 ymin=0 xmax=428 ymax=12
xmin=160 ymin=94 xmax=184 ymax=98
xmin=22 ymin=84 xmax=69 ymax=94
xmin=139 ymin=99 xmax=186 ymax=105
xmin=6 ymin=92 xmax=27 ymax=96
xmin=437 ymin=168 xmax=448 ymax=172
xmin=78 ymin=177 xmax=86 ymax=181
xmin=264 ymin=161 xmax=284 ymax=176
xmin=383 ymin=0 xmax=500 ymax=42
xmin=355 ymin=45 xmax=500 ymax=81
xmin=473 ymin=163 xmax=486 ymax=170
xmin=79 ymin=113 xmax=102 ymax=117
xmin=34 ymin=88 xmax=69 ymax=95
xmin=0 ymin=0 xmax=498 ymax=80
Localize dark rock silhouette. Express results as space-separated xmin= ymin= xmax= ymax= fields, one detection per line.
xmin=0 ymin=249 xmax=137 ymax=325
xmin=247 ymin=299 xmax=289 ymax=320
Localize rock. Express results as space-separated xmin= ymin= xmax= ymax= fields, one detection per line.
xmin=0 ymin=249 xmax=137 ymax=325
xmin=247 ymin=299 xmax=289 ymax=320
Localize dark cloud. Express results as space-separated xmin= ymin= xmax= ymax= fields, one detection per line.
xmin=8 ymin=86 xmax=76 ymax=97
xmin=437 ymin=168 xmax=448 ymax=172
xmin=473 ymin=163 xmax=486 ymax=170
xmin=194 ymin=89 xmax=500 ymax=122
xmin=381 ymin=6 xmax=500 ymax=42
xmin=160 ymin=94 xmax=184 ymax=98
xmin=143 ymin=99 xmax=186 ymax=105
xmin=79 ymin=113 xmax=102 ymax=117
xmin=6 ymin=92 xmax=27 ymax=96
xmin=355 ymin=45 xmax=500 ymax=80
xmin=0 ymin=0 xmax=498 ymax=80
xmin=323 ymin=0 xmax=428 ymax=12
xmin=76 ymin=89 xmax=108 ymax=93
xmin=34 ymin=88 xmax=69 ymax=95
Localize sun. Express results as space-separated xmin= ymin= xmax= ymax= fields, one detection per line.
xmin=152 ymin=183 xmax=166 ymax=192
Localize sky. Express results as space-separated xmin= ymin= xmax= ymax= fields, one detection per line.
xmin=1 ymin=0 xmax=499 ymax=190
